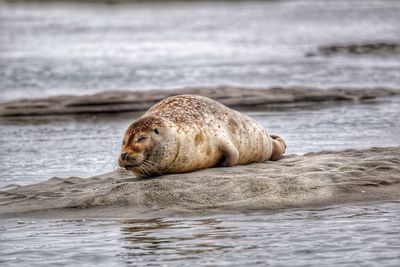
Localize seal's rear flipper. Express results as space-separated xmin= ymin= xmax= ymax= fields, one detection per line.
xmin=270 ymin=135 xmax=286 ymax=161
xmin=219 ymin=142 xmax=239 ymax=167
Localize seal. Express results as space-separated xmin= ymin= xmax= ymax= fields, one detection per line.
xmin=118 ymin=95 xmax=286 ymax=177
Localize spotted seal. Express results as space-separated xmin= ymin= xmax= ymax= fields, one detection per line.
xmin=118 ymin=95 xmax=286 ymax=177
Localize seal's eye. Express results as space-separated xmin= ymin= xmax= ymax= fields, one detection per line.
xmin=153 ymin=128 xmax=159 ymax=134
xmin=137 ymin=136 xmax=147 ymax=143
xmin=122 ymin=140 xmax=126 ymax=145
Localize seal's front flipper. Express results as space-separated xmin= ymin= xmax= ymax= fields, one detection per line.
xmin=219 ymin=142 xmax=239 ymax=167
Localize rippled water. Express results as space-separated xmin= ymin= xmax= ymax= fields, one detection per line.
xmin=1 ymin=0 xmax=400 ymax=101
xmin=1 ymin=201 xmax=400 ymax=266
xmin=1 ymin=97 xmax=399 ymax=188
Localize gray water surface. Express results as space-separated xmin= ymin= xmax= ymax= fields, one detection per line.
xmin=1 ymin=97 xmax=399 ymax=188
xmin=1 ymin=0 xmax=400 ymax=101
xmin=1 ymin=201 xmax=400 ymax=266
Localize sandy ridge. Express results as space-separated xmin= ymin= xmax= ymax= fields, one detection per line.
xmin=1 ymin=147 xmax=399 ymax=218
xmin=316 ymin=42 xmax=400 ymax=56
xmin=1 ymin=85 xmax=398 ymax=117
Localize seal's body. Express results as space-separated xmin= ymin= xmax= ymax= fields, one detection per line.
xmin=118 ymin=95 xmax=286 ymax=177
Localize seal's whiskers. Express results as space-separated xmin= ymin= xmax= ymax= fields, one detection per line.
xmin=141 ymin=160 xmax=162 ymax=176
xmin=138 ymin=164 xmax=151 ymax=177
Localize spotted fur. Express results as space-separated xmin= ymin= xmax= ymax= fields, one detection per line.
xmin=118 ymin=95 xmax=286 ymax=177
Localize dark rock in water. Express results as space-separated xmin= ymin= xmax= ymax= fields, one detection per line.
xmin=0 ymin=86 xmax=398 ymax=117
xmin=0 ymin=147 xmax=399 ymax=219
xmin=316 ymin=42 xmax=400 ymax=56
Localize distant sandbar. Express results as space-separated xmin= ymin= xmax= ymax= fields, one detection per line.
xmin=1 ymin=85 xmax=398 ymax=117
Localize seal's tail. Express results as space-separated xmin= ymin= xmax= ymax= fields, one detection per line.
xmin=269 ymin=135 xmax=286 ymax=161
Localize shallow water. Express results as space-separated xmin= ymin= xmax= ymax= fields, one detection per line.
xmin=1 ymin=201 xmax=400 ymax=266
xmin=1 ymin=97 xmax=399 ymax=188
xmin=1 ymin=0 xmax=400 ymax=101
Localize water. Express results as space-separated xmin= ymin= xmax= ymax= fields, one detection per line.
xmin=1 ymin=201 xmax=400 ymax=266
xmin=1 ymin=1 xmax=400 ymax=266
xmin=1 ymin=97 xmax=399 ymax=188
xmin=1 ymin=0 xmax=400 ymax=102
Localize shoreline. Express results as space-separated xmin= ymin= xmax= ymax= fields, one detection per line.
xmin=1 ymin=85 xmax=399 ymax=117
xmin=1 ymin=146 xmax=399 ymax=219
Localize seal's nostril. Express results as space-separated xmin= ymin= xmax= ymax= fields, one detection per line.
xmin=121 ymin=152 xmax=129 ymax=160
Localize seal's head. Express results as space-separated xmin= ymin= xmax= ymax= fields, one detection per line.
xmin=118 ymin=116 xmax=179 ymax=177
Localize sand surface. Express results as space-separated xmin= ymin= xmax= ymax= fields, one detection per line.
xmin=1 ymin=147 xmax=399 ymax=219
xmin=314 ymin=42 xmax=400 ymax=56
xmin=1 ymin=86 xmax=398 ymax=117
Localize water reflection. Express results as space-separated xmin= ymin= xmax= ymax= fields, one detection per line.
xmin=119 ymin=217 xmax=238 ymax=261
xmin=115 ymin=202 xmax=400 ymax=265
xmin=1 ymin=202 xmax=400 ymax=266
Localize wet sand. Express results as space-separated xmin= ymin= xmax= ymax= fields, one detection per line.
xmin=1 ymin=86 xmax=398 ymax=117
xmin=1 ymin=147 xmax=399 ymax=219
xmin=314 ymin=42 xmax=400 ymax=56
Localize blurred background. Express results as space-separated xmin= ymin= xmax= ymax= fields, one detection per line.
xmin=1 ymin=0 xmax=400 ymax=102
